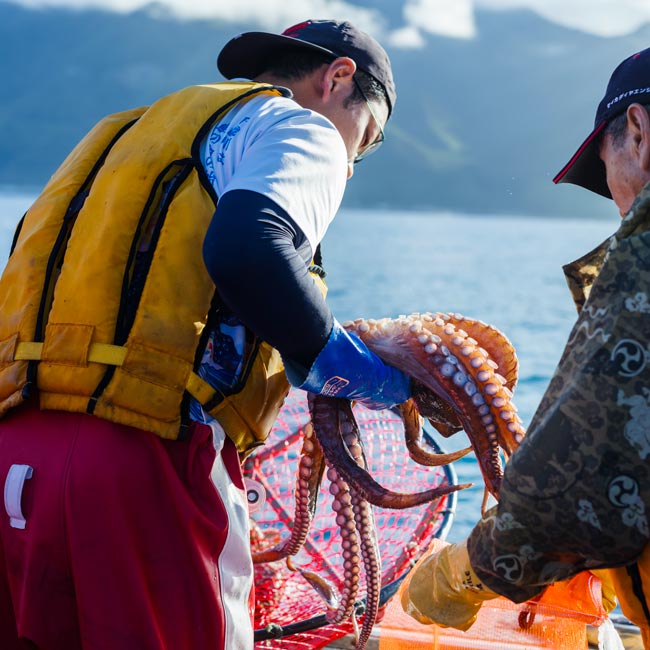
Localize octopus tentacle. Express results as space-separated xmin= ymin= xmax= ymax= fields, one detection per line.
xmin=422 ymin=311 xmax=519 ymax=390
xmin=399 ymin=399 xmax=472 ymax=466
xmin=310 ymin=395 xmax=470 ymax=509
xmin=344 ymin=315 xmax=525 ymax=498
xmin=352 ymin=493 xmax=380 ymax=649
xmin=341 ymin=417 xmax=381 ymax=650
xmin=252 ymin=422 xmax=325 ymax=563
xmin=415 ymin=313 xmax=523 ymax=450
xmin=325 ymin=464 xmax=361 ymax=625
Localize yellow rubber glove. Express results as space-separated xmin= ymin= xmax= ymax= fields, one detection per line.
xmin=401 ymin=539 xmax=498 ymax=631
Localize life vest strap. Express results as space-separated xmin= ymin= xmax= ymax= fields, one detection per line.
xmin=13 ymin=341 xmax=219 ymax=412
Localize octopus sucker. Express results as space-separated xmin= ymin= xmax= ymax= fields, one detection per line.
xmin=352 ymin=492 xmax=380 ymax=648
xmin=434 ymin=312 xmax=519 ymax=390
xmin=342 ymin=418 xmax=382 ymax=649
xmin=325 ymin=465 xmax=362 ymax=626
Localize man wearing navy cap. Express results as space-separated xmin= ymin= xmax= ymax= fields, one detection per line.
xmin=0 ymin=19 xmax=410 ymax=650
xmin=401 ymin=48 xmax=650 ymax=646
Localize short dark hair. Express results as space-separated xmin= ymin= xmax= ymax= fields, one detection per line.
xmin=260 ymin=50 xmax=388 ymax=112
xmin=345 ymin=69 xmax=387 ymax=110
xmin=604 ymin=104 xmax=650 ymax=148
xmin=260 ymin=48 xmax=332 ymax=79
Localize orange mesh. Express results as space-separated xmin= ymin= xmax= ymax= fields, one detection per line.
xmin=380 ymin=539 xmax=608 ymax=650
xmin=379 ymin=597 xmax=594 ymax=649
xmin=246 ymin=389 xmax=458 ymax=650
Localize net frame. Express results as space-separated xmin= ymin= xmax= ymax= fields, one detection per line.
xmin=245 ymin=389 xmax=460 ymax=649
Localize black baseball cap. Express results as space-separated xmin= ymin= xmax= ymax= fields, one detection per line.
xmin=554 ymin=47 xmax=650 ymax=198
xmin=217 ymin=19 xmax=396 ymax=118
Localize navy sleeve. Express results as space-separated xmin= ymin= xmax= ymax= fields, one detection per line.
xmin=202 ymin=189 xmax=334 ymax=378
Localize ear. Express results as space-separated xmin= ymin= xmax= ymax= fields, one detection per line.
xmin=627 ymin=103 xmax=650 ymax=171
xmin=320 ymin=57 xmax=357 ymax=103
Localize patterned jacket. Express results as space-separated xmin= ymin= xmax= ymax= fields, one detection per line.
xmin=467 ymin=183 xmax=650 ymax=633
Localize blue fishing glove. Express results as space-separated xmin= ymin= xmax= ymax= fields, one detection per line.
xmin=287 ymin=320 xmax=411 ymax=410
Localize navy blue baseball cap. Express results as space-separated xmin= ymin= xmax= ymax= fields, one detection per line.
xmin=217 ymin=19 xmax=396 ymax=117
xmin=554 ymin=47 xmax=650 ymax=198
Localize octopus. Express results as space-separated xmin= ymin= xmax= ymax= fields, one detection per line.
xmin=252 ymin=311 xmax=525 ymax=649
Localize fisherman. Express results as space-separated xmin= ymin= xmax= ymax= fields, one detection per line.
xmin=400 ymin=46 xmax=650 ymax=647
xmin=0 ymin=20 xmax=412 ymax=650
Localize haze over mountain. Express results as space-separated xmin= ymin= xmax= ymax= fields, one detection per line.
xmin=1 ymin=0 xmax=648 ymax=218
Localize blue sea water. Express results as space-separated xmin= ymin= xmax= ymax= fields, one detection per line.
xmin=0 ymin=191 xmax=617 ymax=543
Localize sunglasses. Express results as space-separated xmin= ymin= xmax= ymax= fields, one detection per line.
xmin=352 ymin=76 xmax=385 ymax=164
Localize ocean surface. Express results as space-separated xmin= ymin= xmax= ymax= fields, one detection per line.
xmin=0 ymin=190 xmax=616 ymax=543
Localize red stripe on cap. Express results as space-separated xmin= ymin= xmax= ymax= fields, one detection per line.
xmin=282 ymin=21 xmax=311 ymax=37
xmin=553 ymin=120 xmax=606 ymax=184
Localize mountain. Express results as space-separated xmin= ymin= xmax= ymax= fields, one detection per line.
xmin=0 ymin=1 xmax=647 ymax=218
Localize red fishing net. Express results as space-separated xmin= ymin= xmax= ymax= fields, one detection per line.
xmin=244 ymin=389 xmax=459 ymax=649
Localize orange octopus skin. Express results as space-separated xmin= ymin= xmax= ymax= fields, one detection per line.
xmin=343 ymin=313 xmax=525 ymax=499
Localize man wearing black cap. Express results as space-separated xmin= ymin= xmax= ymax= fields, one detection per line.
xmin=401 ymin=48 xmax=650 ymax=646
xmin=0 ymin=19 xmax=410 ymax=650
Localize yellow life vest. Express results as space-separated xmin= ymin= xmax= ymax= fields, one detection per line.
xmin=0 ymin=81 xmax=325 ymax=454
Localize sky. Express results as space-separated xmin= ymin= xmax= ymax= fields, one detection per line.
xmin=5 ymin=0 xmax=650 ymax=44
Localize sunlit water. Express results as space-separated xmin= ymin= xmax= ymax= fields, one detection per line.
xmin=0 ymin=191 xmax=617 ymax=543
